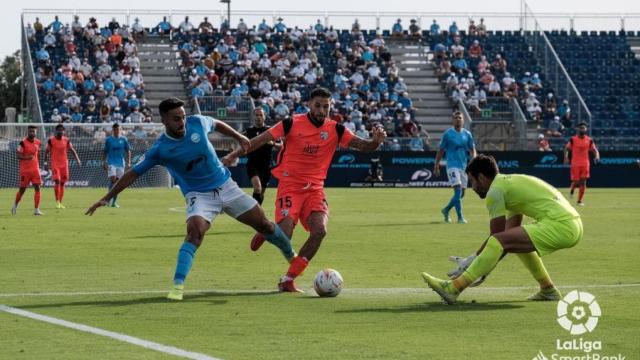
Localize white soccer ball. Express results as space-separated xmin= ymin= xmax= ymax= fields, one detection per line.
xmin=313 ymin=269 xmax=343 ymax=297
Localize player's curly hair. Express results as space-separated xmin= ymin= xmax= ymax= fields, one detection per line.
xmin=466 ymin=154 xmax=499 ymax=180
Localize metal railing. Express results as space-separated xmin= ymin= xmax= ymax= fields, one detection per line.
xmin=20 ymin=15 xmax=43 ymax=127
xmin=510 ymin=96 xmax=529 ymax=150
xmin=522 ymin=2 xmax=592 ymax=131
xmin=195 ymin=96 xmax=255 ymax=132
xmin=21 ymin=9 xmax=640 ymax=35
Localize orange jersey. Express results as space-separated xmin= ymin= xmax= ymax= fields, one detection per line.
xmin=17 ymin=138 xmax=41 ymax=173
xmin=47 ymin=136 xmax=72 ymax=167
xmin=567 ymin=135 xmax=596 ymax=167
xmin=269 ymin=114 xmax=354 ymax=186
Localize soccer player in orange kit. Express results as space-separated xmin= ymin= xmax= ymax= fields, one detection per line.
xmin=223 ymin=88 xmax=386 ymax=292
xmin=46 ymin=124 xmax=82 ymax=208
xmin=12 ymin=125 xmax=44 ymax=215
xmin=564 ymin=122 xmax=599 ymax=206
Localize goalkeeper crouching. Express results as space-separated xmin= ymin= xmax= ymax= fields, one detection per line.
xmin=421 ymin=154 xmax=583 ymax=304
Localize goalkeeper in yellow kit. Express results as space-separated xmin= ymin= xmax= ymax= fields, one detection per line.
xmin=422 ymin=154 xmax=583 ymax=304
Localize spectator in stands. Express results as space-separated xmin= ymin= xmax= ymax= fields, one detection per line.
xmin=34 ymin=17 xmax=44 ymax=36
xmin=468 ymin=40 xmax=482 ymax=59
xmin=199 ymin=17 xmax=213 ymax=34
xmin=449 ymin=21 xmax=458 ymax=36
xmin=546 ymin=116 xmax=565 ymax=137
xmin=131 ymin=18 xmax=145 ymax=42
xmin=156 ymin=16 xmax=172 ymax=38
xmin=538 ymin=133 xmax=551 ymax=151
xmin=530 ymin=73 xmax=542 ymax=91
xmin=49 ymin=15 xmax=63 ymax=33
xmin=400 ymin=115 xmax=418 ymax=137
xmin=44 ymin=29 xmax=56 ymax=49
xmin=491 ymin=54 xmax=507 ymax=74
xmin=274 ymin=17 xmax=287 ymax=33
xmin=409 ymin=133 xmax=424 ymax=151
xmin=392 ymin=19 xmax=403 ymax=38
xmin=488 ymin=77 xmax=501 ymax=97
xmin=179 ymin=16 xmax=195 ymax=36
xmin=390 ymin=138 xmax=401 ymax=151
xmin=526 ymin=93 xmax=542 ymax=125
xmin=558 ymin=100 xmax=572 ymax=127
xmin=430 ymin=20 xmax=440 ymax=36
xmin=25 ymin=23 xmax=36 ymax=42
xmin=409 ymin=19 xmax=421 ymax=38
xmin=451 ymin=54 xmax=469 ymax=75
xmin=50 ymin=109 xmax=62 ymax=123
xmin=108 ymin=17 xmax=120 ymax=32
xmin=468 ymin=19 xmax=478 ymax=36
xmin=356 ymin=124 xmax=369 ymax=139
xmin=257 ymin=19 xmax=270 ymax=34
xmin=544 ymin=92 xmax=557 ymax=118
xmin=126 ymin=108 xmax=144 ymax=123
xmin=477 ymin=18 xmax=487 ymax=36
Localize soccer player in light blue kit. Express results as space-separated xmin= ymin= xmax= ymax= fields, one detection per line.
xmin=103 ymin=123 xmax=131 ymax=208
xmin=433 ymin=112 xmax=476 ymax=223
xmin=87 ymin=98 xmax=295 ymax=301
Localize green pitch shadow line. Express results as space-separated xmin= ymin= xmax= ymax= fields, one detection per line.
xmin=14 ymin=291 xmax=281 ymax=310
xmin=126 ymin=230 xmax=248 ymax=239
xmin=333 ymin=301 xmax=525 ymax=313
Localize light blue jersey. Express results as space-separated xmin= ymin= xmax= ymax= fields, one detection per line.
xmin=132 ymin=115 xmax=231 ymax=195
xmin=439 ymin=128 xmax=475 ymax=170
xmin=104 ymin=135 xmax=130 ymax=167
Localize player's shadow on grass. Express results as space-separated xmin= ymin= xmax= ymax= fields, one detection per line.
xmin=16 ymin=291 xmax=280 ymax=310
xmin=127 ymin=230 xmax=247 ymax=239
xmin=334 ymin=301 xmax=524 ymax=314
xmin=351 ymin=222 xmax=430 ymax=228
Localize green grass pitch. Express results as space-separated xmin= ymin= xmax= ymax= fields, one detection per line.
xmin=0 ymin=187 xmax=638 ymax=359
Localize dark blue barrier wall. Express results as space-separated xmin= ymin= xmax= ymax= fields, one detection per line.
xmin=229 ymin=151 xmax=640 ymax=188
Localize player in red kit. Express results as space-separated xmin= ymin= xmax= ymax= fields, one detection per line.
xmin=564 ymin=122 xmax=599 ymax=206
xmin=12 ymin=125 xmax=44 ymax=215
xmin=46 ymin=124 xmax=82 ymax=209
xmin=223 ymin=88 xmax=386 ymax=292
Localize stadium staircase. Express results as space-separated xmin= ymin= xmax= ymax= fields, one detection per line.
xmin=385 ymin=38 xmax=452 ymax=141
xmin=138 ymin=37 xmax=188 ymax=119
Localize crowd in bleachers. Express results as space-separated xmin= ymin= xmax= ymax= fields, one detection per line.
xmin=26 ymin=15 xmax=152 ymax=124
xmin=427 ymin=19 xmax=580 ymax=144
xmin=167 ymin=16 xmax=420 ymax=138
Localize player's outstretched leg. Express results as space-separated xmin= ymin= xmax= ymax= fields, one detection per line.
xmin=422 ymin=235 xmax=504 ymax=304
xmin=168 ymin=216 xmax=209 ymax=301
xmin=278 ymin=212 xmax=327 ymax=293
xmin=517 ymin=252 xmax=561 ymax=301
xmin=235 ymin=204 xmax=295 ymax=261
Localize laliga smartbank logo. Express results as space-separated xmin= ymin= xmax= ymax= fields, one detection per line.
xmin=534 ymin=290 xmax=627 ymax=360
xmin=557 ymin=290 xmax=601 ymax=335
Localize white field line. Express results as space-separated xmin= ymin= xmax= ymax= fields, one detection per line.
xmin=0 ymin=283 xmax=638 ymax=298
xmin=0 ymin=304 xmax=220 ymax=360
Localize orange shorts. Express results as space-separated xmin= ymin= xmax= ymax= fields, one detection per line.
xmin=570 ymin=165 xmax=590 ymax=181
xmin=275 ymin=182 xmax=329 ymax=231
xmin=51 ymin=166 xmax=69 ymax=183
xmin=19 ymin=170 xmax=42 ymax=187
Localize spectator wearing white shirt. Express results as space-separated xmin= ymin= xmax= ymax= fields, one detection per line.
xmin=179 ymin=16 xmax=194 ymax=35
xmin=126 ymin=108 xmax=144 ymax=123
xmin=131 ymin=18 xmax=145 ymax=41
xmin=356 ymin=125 xmax=369 ymax=139
xmin=303 ymin=71 xmax=317 ymax=85
xmin=44 ymin=30 xmax=56 ymax=49
xmin=50 ymin=109 xmax=62 ymax=123
xmin=343 ymin=117 xmax=356 ymax=133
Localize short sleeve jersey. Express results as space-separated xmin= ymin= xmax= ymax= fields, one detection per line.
xmin=132 ymin=115 xmax=231 ymax=196
xmin=18 ymin=138 xmax=41 ymax=173
xmin=104 ymin=135 xmax=130 ymax=167
xmin=566 ymin=135 xmax=596 ymax=167
xmin=439 ymin=128 xmax=475 ymax=170
xmin=244 ymin=125 xmax=273 ymax=169
xmin=268 ymin=114 xmax=354 ymax=185
xmin=485 ymin=174 xmax=579 ymax=221
xmin=47 ymin=136 xmax=71 ymax=167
